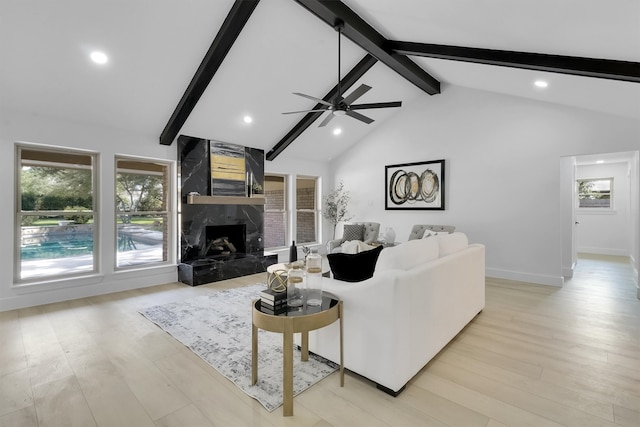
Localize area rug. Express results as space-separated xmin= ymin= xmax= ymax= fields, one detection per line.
xmin=139 ymin=284 xmax=338 ymax=412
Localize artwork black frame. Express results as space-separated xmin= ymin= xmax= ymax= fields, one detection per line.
xmin=385 ymin=159 xmax=445 ymax=210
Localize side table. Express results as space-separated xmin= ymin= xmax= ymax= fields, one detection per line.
xmin=251 ymin=293 xmax=344 ymax=416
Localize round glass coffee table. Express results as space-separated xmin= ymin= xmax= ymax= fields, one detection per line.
xmin=251 ymin=293 xmax=344 ymax=416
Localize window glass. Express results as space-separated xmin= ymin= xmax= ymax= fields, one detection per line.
xmin=577 ymin=178 xmax=613 ymax=208
xmin=116 ymin=158 xmax=171 ymax=268
xmin=264 ymin=175 xmax=286 ymax=248
xmin=18 ymin=147 xmax=97 ymax=281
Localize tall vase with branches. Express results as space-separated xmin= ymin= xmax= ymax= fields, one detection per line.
xmin=323 ymin=181 xmax=353 ymax=238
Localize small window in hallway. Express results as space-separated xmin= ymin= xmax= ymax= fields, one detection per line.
xmin=577 ymin=178 xmax=613 ymax=208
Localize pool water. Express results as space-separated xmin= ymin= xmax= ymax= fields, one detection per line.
xmin=21 ymin=239 xmax=94 ymax=260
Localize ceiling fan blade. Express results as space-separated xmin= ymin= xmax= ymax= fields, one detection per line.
xmin=346 ymin=110 xmax=374 ymax=124
xmin=282 ymin=109 xmax=329 ymax=115
xmin=341 ymin=84 xmax=372 ymax=105
xmin=292 ymin=92 xmax=334 ymax=107
xmin=318 ymin=112 xmax=336 ymax=127
xmin=349 ymin=101 xmax=402 ymax=110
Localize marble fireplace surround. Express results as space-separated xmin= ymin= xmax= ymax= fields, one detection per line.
xmin=177 ymin=135 xmax=276 ymax=286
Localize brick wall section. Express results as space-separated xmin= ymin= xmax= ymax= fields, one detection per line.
xmin=296 ymin=187 xmax=316 ymax=244
xmin=265 ymin=189 xmax=285 ymax=247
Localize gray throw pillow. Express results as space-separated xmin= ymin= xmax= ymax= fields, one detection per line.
xmin=342 ymin=224 xmax=364 ymax=242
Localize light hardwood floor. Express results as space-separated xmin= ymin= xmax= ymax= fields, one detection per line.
xmin=1 ymin=254 xmax=638 ymax=427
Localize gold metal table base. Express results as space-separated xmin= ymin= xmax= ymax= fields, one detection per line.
xmin=251 ymin=296 xmax=343 ymax=416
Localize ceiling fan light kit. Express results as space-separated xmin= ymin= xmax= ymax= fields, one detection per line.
xmin=283 ymin=18 xmax=402 ymax=127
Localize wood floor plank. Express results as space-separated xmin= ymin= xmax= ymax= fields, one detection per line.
xmin=311 ymin=372 xmax=451 ymax=427
xmin=154 ymin=352 xmax=276 ymax=427
xmin=438 ymin=348 xmax=614 ymax=421
xmin=0 ymin=405 xmax=38 ymax=427
xmin=414 ymin=371 xmax=565 ymax=427
xmin=428 ymin=359 xmax=618 ymax=427
xmin=154 ymin=404 xmax=215 ymax=427
xmin=0 ymin=369 xmax=32 ymax=419
xmin=32 ymin=376 xmax=96 ymax=427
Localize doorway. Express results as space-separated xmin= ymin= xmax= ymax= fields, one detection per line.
xmin=560 ymin=150 xmax=640 ymax=297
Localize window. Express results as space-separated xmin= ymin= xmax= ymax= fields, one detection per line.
xmin=577 ymin=178 xmax=613 ymax=208
xmin=296 ymin=176 xmax=318 ymax=244
xmin=264 ymin=175 xmax=286 ymax=248
xmin=116 ymin=157 xmax=172 ymax=268
xmin=16 ymin=145 xmax=98 ymax=282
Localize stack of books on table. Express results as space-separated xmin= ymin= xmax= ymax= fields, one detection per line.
xmin=260 ymin=288 xmax=287 ymax=315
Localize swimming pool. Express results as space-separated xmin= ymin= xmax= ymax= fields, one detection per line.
xmin=21 ymin=239 xmax=94 ymax=260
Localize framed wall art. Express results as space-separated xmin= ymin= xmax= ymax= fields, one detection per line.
xmin=385 ymin=159 xmax=445 ymax=210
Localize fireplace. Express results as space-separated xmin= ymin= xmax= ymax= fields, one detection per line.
xmin=204 ymin=224 xmax=246 ymax=257
xmin=178 ymin=135 xmax=276 ymax=286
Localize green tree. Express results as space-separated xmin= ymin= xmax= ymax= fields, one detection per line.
xmin=21 ymin=166 xmax=92 ymax=210
xmin=116 ymin=173 xmax=164 ymax=212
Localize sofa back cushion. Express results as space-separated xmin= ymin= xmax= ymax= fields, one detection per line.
xmin=437 ymin=232 xmax=469 ymax=257
xmin=375 ymin=237 xmax=439 ymax=273
xmin=327 ymin=245 xmax=383 ymax=282
xmin=342 ymin=224 xmax=364 ymax=242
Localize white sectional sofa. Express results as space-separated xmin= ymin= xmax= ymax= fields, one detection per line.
xmin=306 ymin=232 xmax=485 ymax=395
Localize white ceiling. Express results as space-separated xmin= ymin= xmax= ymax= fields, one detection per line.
xmin=1 ymin=0 xmax=638 ymax=162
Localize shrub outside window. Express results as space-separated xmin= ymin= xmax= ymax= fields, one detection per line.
xmin=16 ymin=145 xmax=98 ymax=282
xmin=577 ymin=178 xmax=613 ymax=208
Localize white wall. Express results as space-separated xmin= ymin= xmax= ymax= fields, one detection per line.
xmin=560 ymin=156 xmax=577 ymax=278
xmin=575 ymin=162 xmax=632 ymax=256
xmin=0 ymin=109 xmax=178 ymax=311
xmin=331 ymin=85 xmax=640 ymax=287
xmin=631 ymin=152 xmax=640 ymax=295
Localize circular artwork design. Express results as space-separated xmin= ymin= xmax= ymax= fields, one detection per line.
xmin=389 ymin=168 xmax=440 ymax=205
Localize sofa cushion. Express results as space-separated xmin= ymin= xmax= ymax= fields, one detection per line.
xmin=342 ymin=224 xmax=364 ymax=242
xmin=375 ymin=237 xmax=439 ymax=272
xmin=437 ymin=232 xmax=469 ymax=257
xmin=327 ymin=245 xmax=383 ymax=282
xmin=422 ymin=230 xmax=441 ymax=238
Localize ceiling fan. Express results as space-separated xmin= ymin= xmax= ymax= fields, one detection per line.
xmin=283 ymin=19 xmax=402 ymax=127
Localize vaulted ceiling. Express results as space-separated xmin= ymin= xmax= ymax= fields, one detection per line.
xmin=1 ymin=0 xmax=639 ymax=163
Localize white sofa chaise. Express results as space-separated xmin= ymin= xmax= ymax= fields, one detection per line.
xmin=306 ymin=232 xmax=485 ymax=395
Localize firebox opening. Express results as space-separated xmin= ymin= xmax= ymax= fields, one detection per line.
xmin=204 ymin=224 xmax=246 ymax=256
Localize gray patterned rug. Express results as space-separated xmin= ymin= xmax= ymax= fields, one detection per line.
xmin=139 ymin=284 xmax=338 ymax=412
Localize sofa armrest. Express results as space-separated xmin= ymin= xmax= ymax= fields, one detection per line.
xmin=326 ymin=238 xmax=342 ymax=253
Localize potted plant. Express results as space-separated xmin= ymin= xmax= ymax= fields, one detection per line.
xmin=322 ymin=180 xmax=353 ymax=238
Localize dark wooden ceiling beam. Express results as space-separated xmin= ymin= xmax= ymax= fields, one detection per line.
xmin=389 ymin=41 xmax=640 ymax=83
xmin=294 ymin=0 xmax=440 ymax=95
xmin=159 ymin=0 xmax=260 ymax=146
xmin=266 ymin=54 xmax=377 ymax=161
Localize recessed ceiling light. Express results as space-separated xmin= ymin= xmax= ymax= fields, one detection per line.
xmin=596 ymin=160 xmax=605 ymax=164
xmin=90 ymin=51 xmax=108 ymax=64
xmin=243 ymin=115 xmax=253 ymax=124
xmin=534 ymin=80 xmax=548 ymax=89
xmin=333 ymin=128 xmax=342 ymax=136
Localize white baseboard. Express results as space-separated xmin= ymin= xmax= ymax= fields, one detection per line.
xmin=0 ymin=269 xmax=178 ymax=312
xmin=577 ymin=246 xmax=629 ymax=257
xmin=486 ymin=268 xmax=564 ymax=287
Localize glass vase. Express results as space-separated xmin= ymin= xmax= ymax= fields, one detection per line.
xmin=305 ymin=248 xmax=323 ymax=306
xmin=286 ymin=261 xmax=304 ymax=307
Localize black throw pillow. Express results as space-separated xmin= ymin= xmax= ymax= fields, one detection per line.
xmin=327 ymin=245 xmax=383 ymax=282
